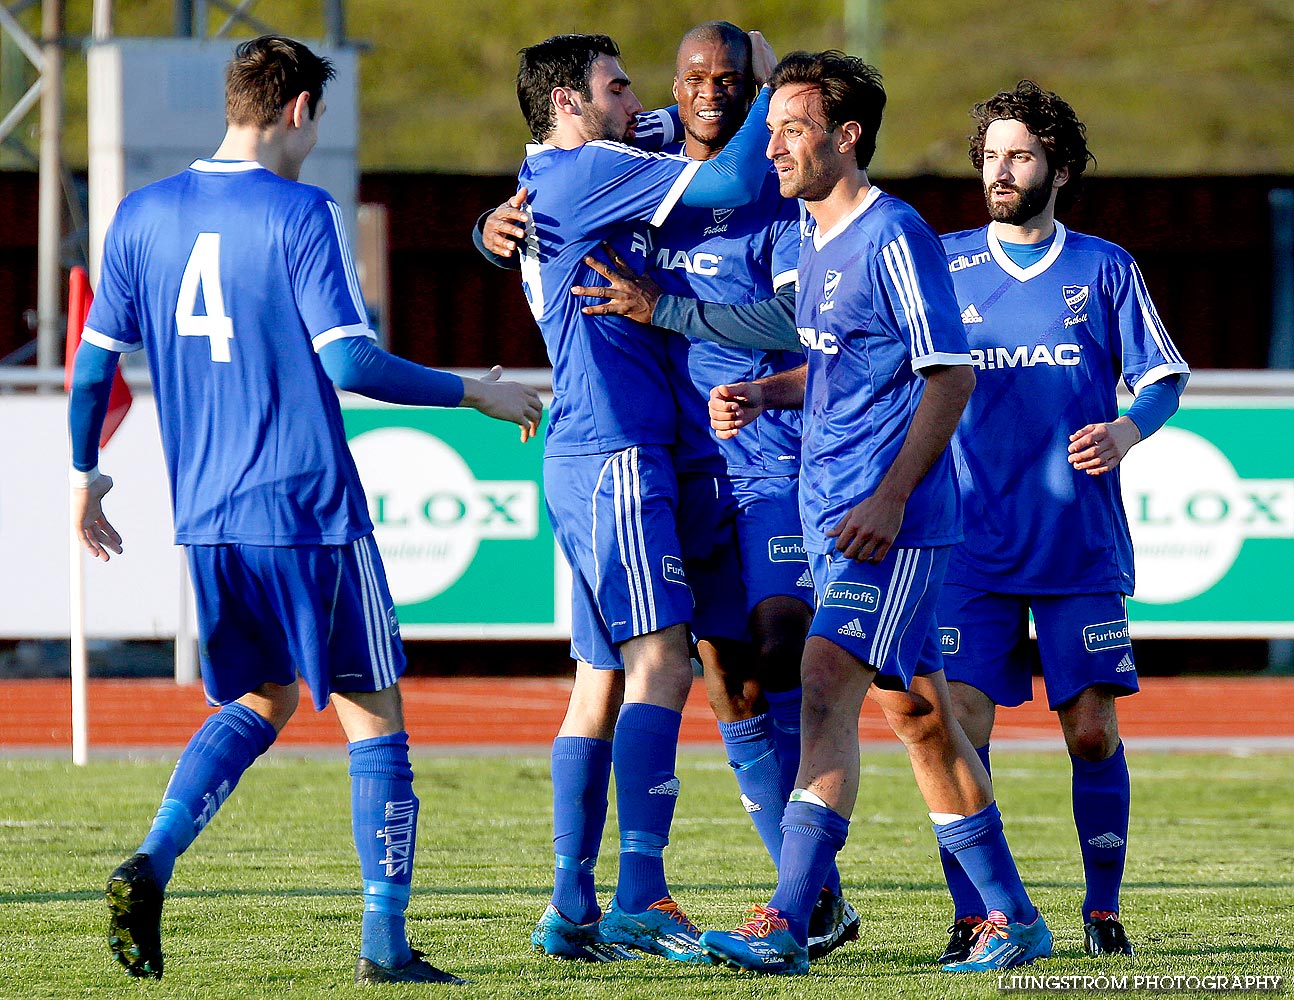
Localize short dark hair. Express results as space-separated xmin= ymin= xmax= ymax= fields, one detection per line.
xmin=768 ymin=51 xmax=885 ymax=169
xmin=968 ymin=80 xmax=1095 ymax=213
xmin=225 ymin=35 xmax=334 ymax=128
xmin=517 ymin=34 xmax=620 ymax=142
xmin=676 ymin=20 xmax=752 ymax=77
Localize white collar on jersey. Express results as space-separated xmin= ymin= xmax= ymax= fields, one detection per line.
xmin=189 ymin=159 xmax=267 ymax=173
xmin=812 ymin=186 xmax=883 ymax=251
xmin=987 ymin=220 xmax=1068 ymax=281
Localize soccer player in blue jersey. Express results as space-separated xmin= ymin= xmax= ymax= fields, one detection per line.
xmin=696 ymin=51 xmax=1051 ymax=976
xmin=499 ymin=31 xmax=780 ymax=964
xmin=68 ymin=36 xmax=541 ymax=985
xmin=933 ymin=81 xmax=1190 ymax=963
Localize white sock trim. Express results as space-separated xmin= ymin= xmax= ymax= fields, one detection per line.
xmin=789 ymin=787 xmax=830 ymax=809
xmin=929 ymin=812 xmax=966 ymax=825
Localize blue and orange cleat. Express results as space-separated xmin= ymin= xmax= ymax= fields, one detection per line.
xmin=530 ymin=903 xmax=639 ymax=962
xmin=942 ymin=909 xmax=1052 ymax=973
xmin=599 ymin=896 xmax=707 ymax=963
xmin=700 ymin=904 xmax=809 ymax=975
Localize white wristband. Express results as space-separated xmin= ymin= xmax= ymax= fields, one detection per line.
xmin=69 ymin=466 xmax=101 ymax=488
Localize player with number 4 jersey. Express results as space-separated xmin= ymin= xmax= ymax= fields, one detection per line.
xmin=69 ymin=36 xmax=540 ymax=987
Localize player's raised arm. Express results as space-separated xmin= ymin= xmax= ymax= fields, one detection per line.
xmin=317 ymin=337 xmax=542 ymax=442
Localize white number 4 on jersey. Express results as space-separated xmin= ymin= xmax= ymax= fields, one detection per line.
xmin=175 ymin=232 xmax=235 ymax=363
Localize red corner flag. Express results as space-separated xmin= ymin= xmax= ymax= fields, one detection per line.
xmin=64 ymin=265 xmax=133 ymax=447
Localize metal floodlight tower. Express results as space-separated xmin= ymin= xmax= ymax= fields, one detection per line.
xmin=0 ymin=0 xmax=62 ymax=371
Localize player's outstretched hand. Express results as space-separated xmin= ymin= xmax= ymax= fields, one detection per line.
xmin=572 ymin=242 xmax=661 ymax=324
xmin=1067 ymin=415 xmax=1141 ymax=476
xmin=73 ymin=473 xmax=123 ymax=562
xmin=827 ymin=492 xmax=905 ymax=563
xmin=709 ymin=382 xmax=765 ymax=439
xmin=461 ymin=366 xmax=543 ymax=442
xmin=483 ymin=187 xmax=529 ymax=258
xmin=749 ymin=31 xmax=777 ymax=86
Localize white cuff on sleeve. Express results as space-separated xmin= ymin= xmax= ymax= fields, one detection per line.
xmin=69 ymin=466 xmax=101 ymax=488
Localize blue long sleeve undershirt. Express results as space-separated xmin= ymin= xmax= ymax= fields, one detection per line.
xmin=317 ymin=335 xmax=464 ymax=407
xmin=652 ymin=284 xmax=800 ymax=351
xmin=68 ymin=341 xmax=119 ymax=471
xmin=676 ymin=88 xmax=771 ymax=208
xmin=1125 ymin=376 xmax=1182 ymax=438
xmin=67 ymin=337 xmax=465 ymax=473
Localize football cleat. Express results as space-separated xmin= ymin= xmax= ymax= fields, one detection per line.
xmin=1084 ymin=911 xmax=1135 ymax=956
xmin=700 ymin=904 xmax=809 ymax=975
xmin=599 ymin=896 xmax=708 ymax=963
xmin=106 ymin=853 xmax=165 ymax=979
xmin=938 ymin=915 xmax=986 ymax=965
xmin=942 ymin=909 xmax=1052 ymax=973
xmin=806 ymin=887 xmax=860 ymax=960
xmin=530 ymin=903 xmax=639 ymax=962
xmin=355 ymin=949 xmax=467 ymax=985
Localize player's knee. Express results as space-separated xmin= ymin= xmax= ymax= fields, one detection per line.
xmin=756 ymin=631 xmax=803 ymax=687
xmin=1066 ymin=725 xmax=1119 ymax=762
xmin=884 ymin=704 xmax=942 ymax=747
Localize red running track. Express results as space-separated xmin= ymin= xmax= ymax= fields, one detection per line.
xmin=2 ymin=676 xmax=1290 ymax=751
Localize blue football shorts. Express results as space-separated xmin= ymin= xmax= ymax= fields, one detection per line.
xmin=731 ymin=475 xmax=815 ymax=612
xmin=545 ymin=446 xmax=694 ymax=668
xmin=676 ymin=472 xmax=748 ymax=644
xmin=186 ymin=533 xmax=406 ymax=711
xmin=806 ymin=545 xmax=950 ymax=690
xmin=936 ymin=584 xmax=1140 ymax=709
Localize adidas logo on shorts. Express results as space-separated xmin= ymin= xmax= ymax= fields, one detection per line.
xmin=740 ymin=794 xmax=761 ymax=814
xmin=795 ymin=568 xmax=814 ymax=589
xmin=1115 ymin=653 xmax=1135 ymax=673
xmin=837 ymin=618 xmax=867 ymax=639
xmin=1087 ymin=832 xmax=1126 ymax=849
xmin=648 ymin=778 xmax=681 ymax=797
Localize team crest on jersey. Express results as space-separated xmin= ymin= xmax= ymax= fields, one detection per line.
xmin=823 ymin=269 xmax=843 ymax=300
xmin=1063 ymin=284 xmax=1090 ymax=314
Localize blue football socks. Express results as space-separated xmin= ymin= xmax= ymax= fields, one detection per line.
xmin=349 ymin=732 xmax=418 ymax=970
xmin=1072 ymin=741 xmax=1130 ymax=915
xmin=938 ymin=743 xmax=992 ymax=920
xmin=933 ymin=801 xmax=1035 ymax=925
xmin=717 ymin=714 xmax=786 ymax=867
xmin=550 ymin=736 xmax=612 ymax=924
xmin=768 ymin=797 xmax=850 ymax=945
xmin=138 ymin=702 xmax=277 ymax=887
xmin=612 ymin=703 xmax=682 ymax=913
xmin=763 ymin=687 xmax=802 ymax=802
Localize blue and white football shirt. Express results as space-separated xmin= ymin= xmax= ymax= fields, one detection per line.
xmin=941 ymin=221 xmax=1190 ymax=594
xmin=83 ymin=160 xmax=374 ymax=546
xmin=796 ymin=188 xmax=971 ymax=554
xmin=516 ymin=140 xmax=702 ymax=456
xmin=644 ymin=162 xmax=806 ymax=478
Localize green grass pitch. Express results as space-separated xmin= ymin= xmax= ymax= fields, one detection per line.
xmin=1 ymin=750 xmax=1289 ymax=998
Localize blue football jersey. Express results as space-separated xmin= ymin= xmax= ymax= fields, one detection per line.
xmin=643 ymin=161 xmax=806 ymax=478
xmin=82 ymin=159 xmax=374 ymax=546
xmin=517 ymin=140 xmax=702 ymax=456
xmin=941 ymin=221 xmax=1190 ymax=594
xmin=796 ymin=189 xmax=971 ymax=554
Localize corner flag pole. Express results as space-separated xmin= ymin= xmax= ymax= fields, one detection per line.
xmin=66 ymin=266 xmax=92 ymax=766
